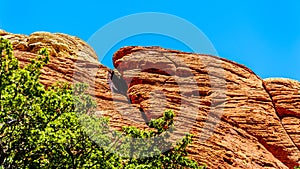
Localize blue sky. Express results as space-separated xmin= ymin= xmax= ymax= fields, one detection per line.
xmin=1 ymin=1 xmax=300 ymax=80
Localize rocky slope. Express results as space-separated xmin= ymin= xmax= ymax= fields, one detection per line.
xmin=1 ymin=30 xmax=300 ymax=168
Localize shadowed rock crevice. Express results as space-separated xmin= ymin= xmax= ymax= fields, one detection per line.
xmin=264 ymin=78 xmax=300 ymax=165
xmin=262 ymin=81 xmax=300 ymax=153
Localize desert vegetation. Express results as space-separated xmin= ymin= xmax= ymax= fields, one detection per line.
xmin=0 ymin=37 xmax=205 ymax=169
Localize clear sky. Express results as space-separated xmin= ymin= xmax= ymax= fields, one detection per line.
xmin=1 ymin=1 xmax=300 ymax=80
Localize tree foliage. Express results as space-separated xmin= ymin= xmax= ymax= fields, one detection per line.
xmin=0 ymin=37 xmax=205 ymax=168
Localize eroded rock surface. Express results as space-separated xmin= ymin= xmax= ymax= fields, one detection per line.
xmin=264 ymin=78 xmax=300 ymax=154
xmin=0 ymin=30 xmax=98 ymax=62
xmin=113 ymin=46 xmax=300 ymax=168
xmin=1 ymin=30 xmax=300 ymax=168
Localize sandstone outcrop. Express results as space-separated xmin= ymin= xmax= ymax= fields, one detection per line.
xmin=264 ymin=78 xmax=300 ymax=153
xmin=0 ymin=30 xmax=98 ymax=62
xmin=1 ymin=30 xmax=299 ymax=168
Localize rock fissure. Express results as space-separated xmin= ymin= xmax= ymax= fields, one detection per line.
xmin=262 ymin=80 xmax=300 ymax=164
xmin=164 ymin=54 xmax=179 ymax=68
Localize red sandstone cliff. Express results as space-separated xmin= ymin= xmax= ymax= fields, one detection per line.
xmin=1 ymin=30 xmax=299 ymax=168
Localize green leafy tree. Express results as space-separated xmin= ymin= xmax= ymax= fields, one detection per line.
xmin=0 ymin=37 xmax=205 ymax=169
xmin=119 ymin=110 xmax=205 ymax=169
xmin=0 ymin=37 xmax=121 ymax=168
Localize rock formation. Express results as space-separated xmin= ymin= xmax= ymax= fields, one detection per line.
xmin=1 ymin=30 xmax=300 ymax=168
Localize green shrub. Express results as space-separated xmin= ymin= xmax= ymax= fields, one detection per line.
xmin=0 ymin=37 xmax=205 ymax=169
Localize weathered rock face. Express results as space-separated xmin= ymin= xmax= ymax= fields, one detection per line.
xmin=113 ymin=47 xmax=300 ymax=168
xmin=1 ymin=30 xmax=300 ymax=168
xmin=0 ymin=30 xmax=98 ymax=62
xmin=264 ymin=78 xmax=300 ymax=154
